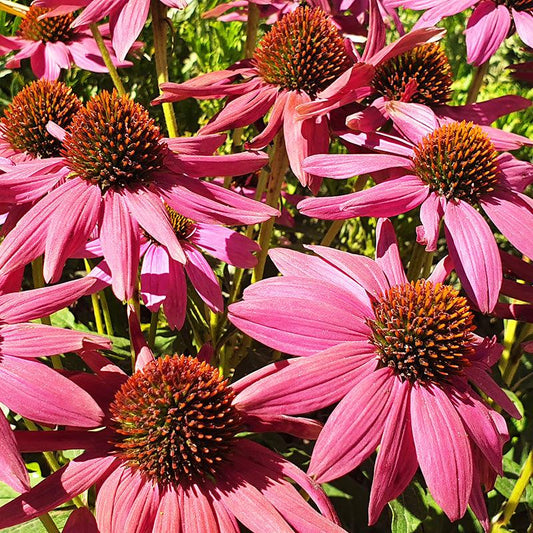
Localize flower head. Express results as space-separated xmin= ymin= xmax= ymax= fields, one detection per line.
xmin=299 ymin=119 xmax=533 ymax=313
xmin=0 ymin=91 xmax=274 ymax=300
xmin=0 ymin=6 xmax=134 ymax=80
xmin=228 ymin=219 xmax=521 ymax=530
xmin=0 ymin=351 xmax=341 ymax=532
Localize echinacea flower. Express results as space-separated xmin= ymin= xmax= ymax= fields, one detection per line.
xmin=0 ymin=351 xmax=342 ymax=532
xmin=35 ymin=0 xmax=189 ymax=61
xmin=155 ymin=5 xmax=374 ymax=193
xmin=0 ymin=274 xmax=110 ymax=493
xmin=86 ymin=205 xmax=261 ymax=329
xmin=328 ymin=42 xmax=531 ymax=135
xmin=0 ymin=90 xmax=275 ymax=301
xmin=228 ymin=219 xmax=520 ymax=530
xmin=299 ymin=120 xmax=533 ymax=313
xmin=0 ymin=6 xmax=133 ymax=80
xmin=385 ymin=0 xmax=533 ymax=65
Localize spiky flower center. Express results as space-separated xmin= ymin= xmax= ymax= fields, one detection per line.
xmin=1 ymin=80 xmax=81 ymax=158
xmin=18 ymin=6 xmax=75 ymax=43
xmin=412 ymin=121 xmax=499 ymax=201
xmin=372 ymin=44 xmax=452 ymax=105
xmin=494 ymin=0 xmax=533 ymax=11
xmin=62 ymin=91 xmax=167 ymax=192
xmin=368 ymin=280 xmax=475 ymax=384
xmin=109 ymin=355 xmax=242 ymax=485
xmin=166 ymin=205 xmax=195 ymax=240
xmin=254 ymin=6 xmax=352 ymax=97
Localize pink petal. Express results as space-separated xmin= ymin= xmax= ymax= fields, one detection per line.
xmin=481 ymin=190 xmax=533 ymax=260
xmin=376 ymin=218 xmax=409 ymax=286
xmin=410 ymin=384 xmax=473 ymax=521
xmin=498 ymin=152 xmax=533 ymax=192
xmin=466 ymin=2 xmax=510 ymax=66
xmin=183 ymin=243 xmax=223 ymax=312
xmin=122 ymin=186 xmax=185 ymax=263
xmin=444 ymin=200 xmax=501 ymax=313
xmin=302 ymin=153 xmax=412 ymax=179
xmin=386 ymin=100 xmax=437 ymax=144
xmin=368 ymin=380 xmax=418 ymax=524
xmin=162 ymin=259 xmax=187 ymax=330
xmin=153 ymin=488 xmax=181 ymax=533
xmin=99 ymin=191 xmax=140 ymax=301
xmin=513 ymin=9 xmax=533 ymax=48
xmin=0 ymin=412 xmax=30 ymax=493
xmin=309 ymin=368 xmax=395 ymax=483
xmin=417 ymin=192 xmax=445 ymax=252
xmin=0 ymin=355 xmax=104 ymax=426
xmin=64 ymin=508 xmax=99 ymax=533
xmin=340 ymin=175 xmax=428 ymax=217
xmin=111 ymin=0 xmax=149 ymax=60
xmin=164 ymin=134 xmax=226 ymax=155
xmin=140 ymin=244 xmax=170 ymax=311
xmin=190 ymin=223 xmax=259 ymax=269
xmin=234 ymin=342 xmax=376 ymax=415
xmin=182 ymin=483 xmax=219 ymax=533
xmin=229 ymin=276 xmax=370 ymax=356
xmin=0 ymin=454 xmax=118 ymax=529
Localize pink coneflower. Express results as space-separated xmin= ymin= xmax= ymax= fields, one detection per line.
xmin=87 ymin=205 xmax=261 ymax=329
xmin=0 ymin=351 xmax=342 ymax=532
xmin=327 ymin=42 xmax=531 ymax=134
xmin=0 ymin=6 xmax=133 ymax=80
xmin=155 ymin=5 xmax=375 ymax=193
xmin=35 ymin=0 xmax=189 ymax=61
xmin=229 ymin=219 xmax=520 ymax=530
xmin=0 ymin=275 xmax=110 ymax=493
xmin=0 ymin=90 xmax=275 ymax=301
xmin=299 ymin=120 xmax=533 ymax=313
xmin=385 ymin=0 xmax=533 ymax=65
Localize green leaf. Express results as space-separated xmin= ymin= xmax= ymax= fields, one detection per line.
xmin=389 ymin=482 xmax=429 ymax=533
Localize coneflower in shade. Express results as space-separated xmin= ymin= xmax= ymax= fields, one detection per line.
xmin=35 ymin=0 xmax=189 ymax=61
xmin=0 ymin=90 xmax=275 ymax=301
xmin=331 ymin=42 xmax=531 ymax=135
xmin=0 ymin=351 xmax=343 ymax=532
xmin=154 ymin=5 xmax=372 ymax=194
xmin=228 ymin=219 xmax=520 ymax=531
xmin=0 ymin=274 xmax=110 ymax=493
xmin=385 ymin=0 xmax=533 ymax=65
xmin=0 ymin=6 xmax=134 ymax=80
xmin=299 ymin=120 xmax=533 ymax=313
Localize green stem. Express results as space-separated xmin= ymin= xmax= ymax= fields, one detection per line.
xmin=84 ymin=259 xmax=105 ymax=336
xmin=38 ymin=513 xmax=60 ymax=533
xmin=0 ymin=0 xmax=28 ymax=17
xmin=90 ymin=24 xmax=127 ymax=96
xmin=492 ymin=451 xmax=533 ymax=532
xmin=148 ymin=309 xmax=159 ymax=350
xmin=151 ymin=1 xmax=178 ymax=137
xmin=244 ymin=3 xmax=260 ymax=59
xmin=466 ymin=61 xmax=489 ymax=104
xmin=252 ymin=132 xmax=289 ymax=283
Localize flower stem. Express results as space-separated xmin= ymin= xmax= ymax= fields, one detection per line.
xmin=84 ymin=259 xmax=105 ymax=336
xmin=38 ymin=513 xmax=60 ymax=533
xmin=252 ymin=132 xmax=288 ymax=283
xmin=492 ymin=451 xmax=533 ymax=532
xmin=407 ymin=243 xmax=434 ymax=281
xmin=148 ymin=309 xmax=159 ymax=350
xmin=244 ymin=3 xmax=260 ymax=59
xmin=151 ymin=0 xmax=178 ymax=137
xmin=0 ymin=0 xmax=28 ymax=17
xmin=466 ymin=61 xmax=489 ymax=104
xmin=89 ymin=24 xmax=127 ymax=96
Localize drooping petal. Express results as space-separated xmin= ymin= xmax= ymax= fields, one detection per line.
xmin=63 ymin=507 xmax=99 ymax=533
xmin=163 ymin=259 xmax=187 ymax=330
xmin=444 ymin=200 xmax=501 ymax=313
xmin=140 ymin=244 xmax=170 ymax=311
xmin=309 ymin=368 xmax=396 ymax=483
xmin=513 ymin=8 xmax=533 ymax=48
xmin=0 ymin=411 xmax=30 ymax=493
xmin=368 ymin=380 xmax=418 ymax=524
xmin=376 ymin=218 xmax=409 ymax=286
xmin=111 ymin=0 xmax=150 ymax=61
xmin=0 ymin=454 xmax=119 ymax=529
xmin=417 ymin=192 xmax=445 ymax=252
xmin=153 ymin=487 xmax=181 ymax=533
xmin=410 ymin=384 xmax=473 ymax=521
xmin=182 ymin=483 xmax=220 ymax=533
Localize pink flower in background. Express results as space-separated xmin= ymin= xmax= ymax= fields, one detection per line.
xmin=0 ymin=91 xmax=274 ymax=301
xmin=229 ymin=219 xmax=520 ymax=530
xmin=0 ymin=275 xmax=109 ymax=493
xmin=299 ymin=120 xmax=533 ymax=313
xmin=155 ymin=5 xmax=374 ymax=193
xmin=385 ymin=0 xmax=533 ymax=65
xmin=0 ymin=351 xmax=342 ymax=532
xmin=0 ymin=6 xmax=134 ymax=80
xmin=35 ymin=0 xmax=190 ymax=61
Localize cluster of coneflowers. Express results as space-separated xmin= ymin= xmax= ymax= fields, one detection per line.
xmin=0 ymin=0 xmax=531 ymax=531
